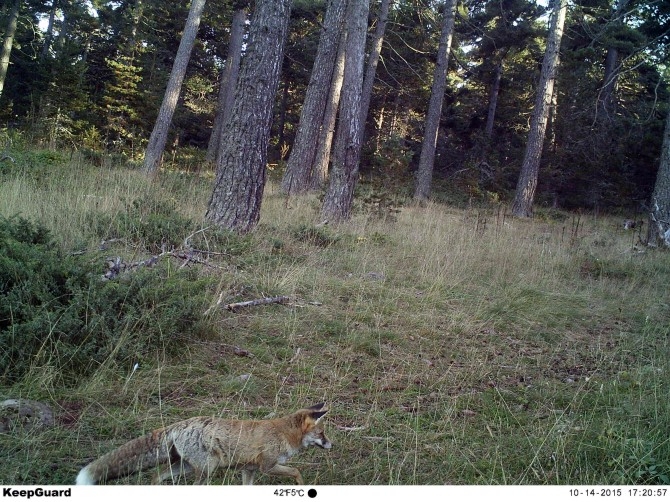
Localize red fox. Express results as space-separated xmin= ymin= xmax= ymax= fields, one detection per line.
xmin=75 ymin=403 xmax=332 ymax=485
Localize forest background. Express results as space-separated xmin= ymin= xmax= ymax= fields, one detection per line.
xmin=1 ymin=0 xmax=668 ymax=212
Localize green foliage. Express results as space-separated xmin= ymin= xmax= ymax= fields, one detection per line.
xmin=93 ymin=196 xmax=197 ymax=252
xmin=183 ymin=75 xmax=215 ymax=115
xmin=91 ymin=192 xmax=254 ymax=255
xmin=366 ymin=134 xmax=415 ymax=174
xmin=101 ymin=55 xmax=147 ymax=154
xmin=291 ymin=224 xmax=340 ymax=247
xmin=0 ymin=215 xmax=214 ymax=385
xmin=356 ymin=179 xmax=406 ymax=220
xmin=0 ymin=148 xmax=68 ymax=177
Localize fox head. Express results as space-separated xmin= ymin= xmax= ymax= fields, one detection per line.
xmin=300 ymin=403 xmax=332 ymax=450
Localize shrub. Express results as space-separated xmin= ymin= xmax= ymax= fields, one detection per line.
xmin=92 ymin=197 xmax=196 ymax=252
xmin=292 ymin=224 xmax=340 ymax=248
xmin=0 ymin=216 xmax=214 ymax=385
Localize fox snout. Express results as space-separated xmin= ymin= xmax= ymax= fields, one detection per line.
xmin=303 ymin=428 xmax=333 ymax=450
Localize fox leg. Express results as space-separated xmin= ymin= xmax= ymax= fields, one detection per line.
xmin=153 ymin=460 xmax=195 ymax=484
xmin=179 ymin=454 xmax=220 ymax=484
xmin=241 ymin=469 xmax=256 ymax=485
xmin=263 ymin=464 xmax=304 ymax=485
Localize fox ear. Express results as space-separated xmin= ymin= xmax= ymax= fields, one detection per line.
xmin=306 ymin=403 xmax=328 ymax=422
xmin=310 ymin=409 xmax=328 ymax=422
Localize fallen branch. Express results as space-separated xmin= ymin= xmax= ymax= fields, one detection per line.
xmin=183 ymin=226 xmax=211 ymax=248
xmin=103 ymin=254 xmax=161 ymax=280
xmin=102 ymin=249 xmax=225 ymax=280
xmin=225 ymin=296 xmax=291 ymax=311
xmin=336 ymin=425 xmax=367 ymax=432
xmin=362 ymin=436 xmax=387 ymax=442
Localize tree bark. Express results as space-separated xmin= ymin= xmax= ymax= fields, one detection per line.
xmin=320 ymin=0 xmax=370 ymax=222
xmin=205 ymin=0 xmax=291 ymax=233
xmin=360 ymin=0 xmax=392 ymax=140
xmin=281 ymin=0 xmax=347 ymax=195
xmin=648 ymin=109 xmax=670 ymax=248
xmin=597 ymin=46 xmax=618 ymax=119
xmin=479 ymin=56 xmax=504 ymax=185
xmin=413 ymin=0 xmax=457 ymax=202
xmin=39 ymin=0 xmax=58 ymax=63
xmin=511 ymin=0 xmax=567 ymax=218
xmin=484 ymin=59 xmax=503 ymax=140
xmin=143 ymin=0 xmax=207 ymax=175
xmin=0 ymin=0 xmax=20 ymax=101
xmin=595 ymin=0 xmax=629 ymax=122
xmin=54 ymin=5 xmax=69 ymax=55
xmin=128 ymin=0 xmax=144 ymax=59
xmin=277 ymin=75 xmax=290 ymax=152
xmin=206 ymin=8 xmax=246 ymax=164
xmin=311 ymin=28 xmax=347 ymax=189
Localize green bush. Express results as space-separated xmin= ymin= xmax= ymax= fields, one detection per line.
xmin=91 ymin=195 xmax=254 ymax=256
xmin=93 ymin=197 xmax=195 ymax=252
xmin=0 ymin=216 xmax=215 ymax=385
xmin=292 ymin=224 xmax=340 ymax=247
xmin=0 ymin=149 xmax=68 ymax=178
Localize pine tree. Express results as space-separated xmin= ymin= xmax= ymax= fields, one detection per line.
xmin=360 ymin=0 xmax=392 ymax=140
xmin=321 ymin=0 xmax=370 ymax=222
xmin=511 ymin=0 xmax=568 ymax=217
xmin=281 ymin=0 xmax=347 ymax=195
xmin=311 ymin=29 xmax=347 ymax=189
xmin=144 ymin=0 xmax=207 ymax=174
xmin=413 ymin=0 xmax=458 ymax=202
xmin=205 ymin=0 xmax=292 ymax=233
xmin=102 ymin=55 xmax=145 ymax=152
xmin=206 ymin=8 xmax=246 ymax=164
xmin=648 ymin=108 xmax=670 ymax=247
xmin=0 ymin=0 xmax=20 ymax=100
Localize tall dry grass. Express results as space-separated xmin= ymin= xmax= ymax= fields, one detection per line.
xmin=1 ymin=152 xmax=669 ymax=485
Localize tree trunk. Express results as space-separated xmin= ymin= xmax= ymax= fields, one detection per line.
xmin=206 ymin=8 xmax=246 ymax=164
xmin=596 ymin=46 xmax=618 ymax=120
xmin=39 ymin=0 xmax=58 ymax=62
xmin=54 ymin=7 xmax=69 ymax=55
xmin=511 ymin=0 xmax=567 ymax=218
xmin=360 ymin=0 xmax=392 ymax=140
xmin=281 ymin=0 xmax=347 ymax=195
xmin=413 ymin=0 xmax=457 ymax=202
xmin=205 ymin=0 xmax=291 ymax=233
xmin=484 ymin=59 xmax=503 ymax=140
xmin=311 ymin=28 xmax=347 ymax=189
xmin=128 ymin=0 xmax=144 ymax=59
xmin=143 ymin=0 xmax=207 ymax=175
xmin=277 ymin=76 xmax=290 ymax=152
xmin=0 ymin=0 xmax=20 ymax=101
xmin=479 ymin=57 xmax=503 ymax=185
xmin=648 ymin=109 xmax=670 ymax=248
xmin=596 ymin=0 xmax=629 ymax=122
xmin=320 ymin=0 xmax=370 ymax=222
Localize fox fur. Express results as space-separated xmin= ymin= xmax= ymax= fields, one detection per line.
xmin=76 ymin=403 xmax=331 ymax=485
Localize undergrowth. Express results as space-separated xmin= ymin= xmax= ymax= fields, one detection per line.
xmin=0 ymin=150 xmax=669 ymax=485
xmin=0 ymin=215 xmax=216 ymax=386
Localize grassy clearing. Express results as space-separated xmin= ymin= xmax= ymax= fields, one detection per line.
xmin=1 ymin=150 xmax=669 ymax=485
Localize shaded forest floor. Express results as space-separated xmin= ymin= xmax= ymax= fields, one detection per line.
xmin=1 ymin=150 xmax=669 ymax=485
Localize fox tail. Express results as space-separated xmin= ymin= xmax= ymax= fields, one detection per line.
xmin=76 ymin=429 xmax=171 ymax=485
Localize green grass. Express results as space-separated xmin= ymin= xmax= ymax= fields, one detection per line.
xmin=1 ymin=148 xmax=669 ymax=485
